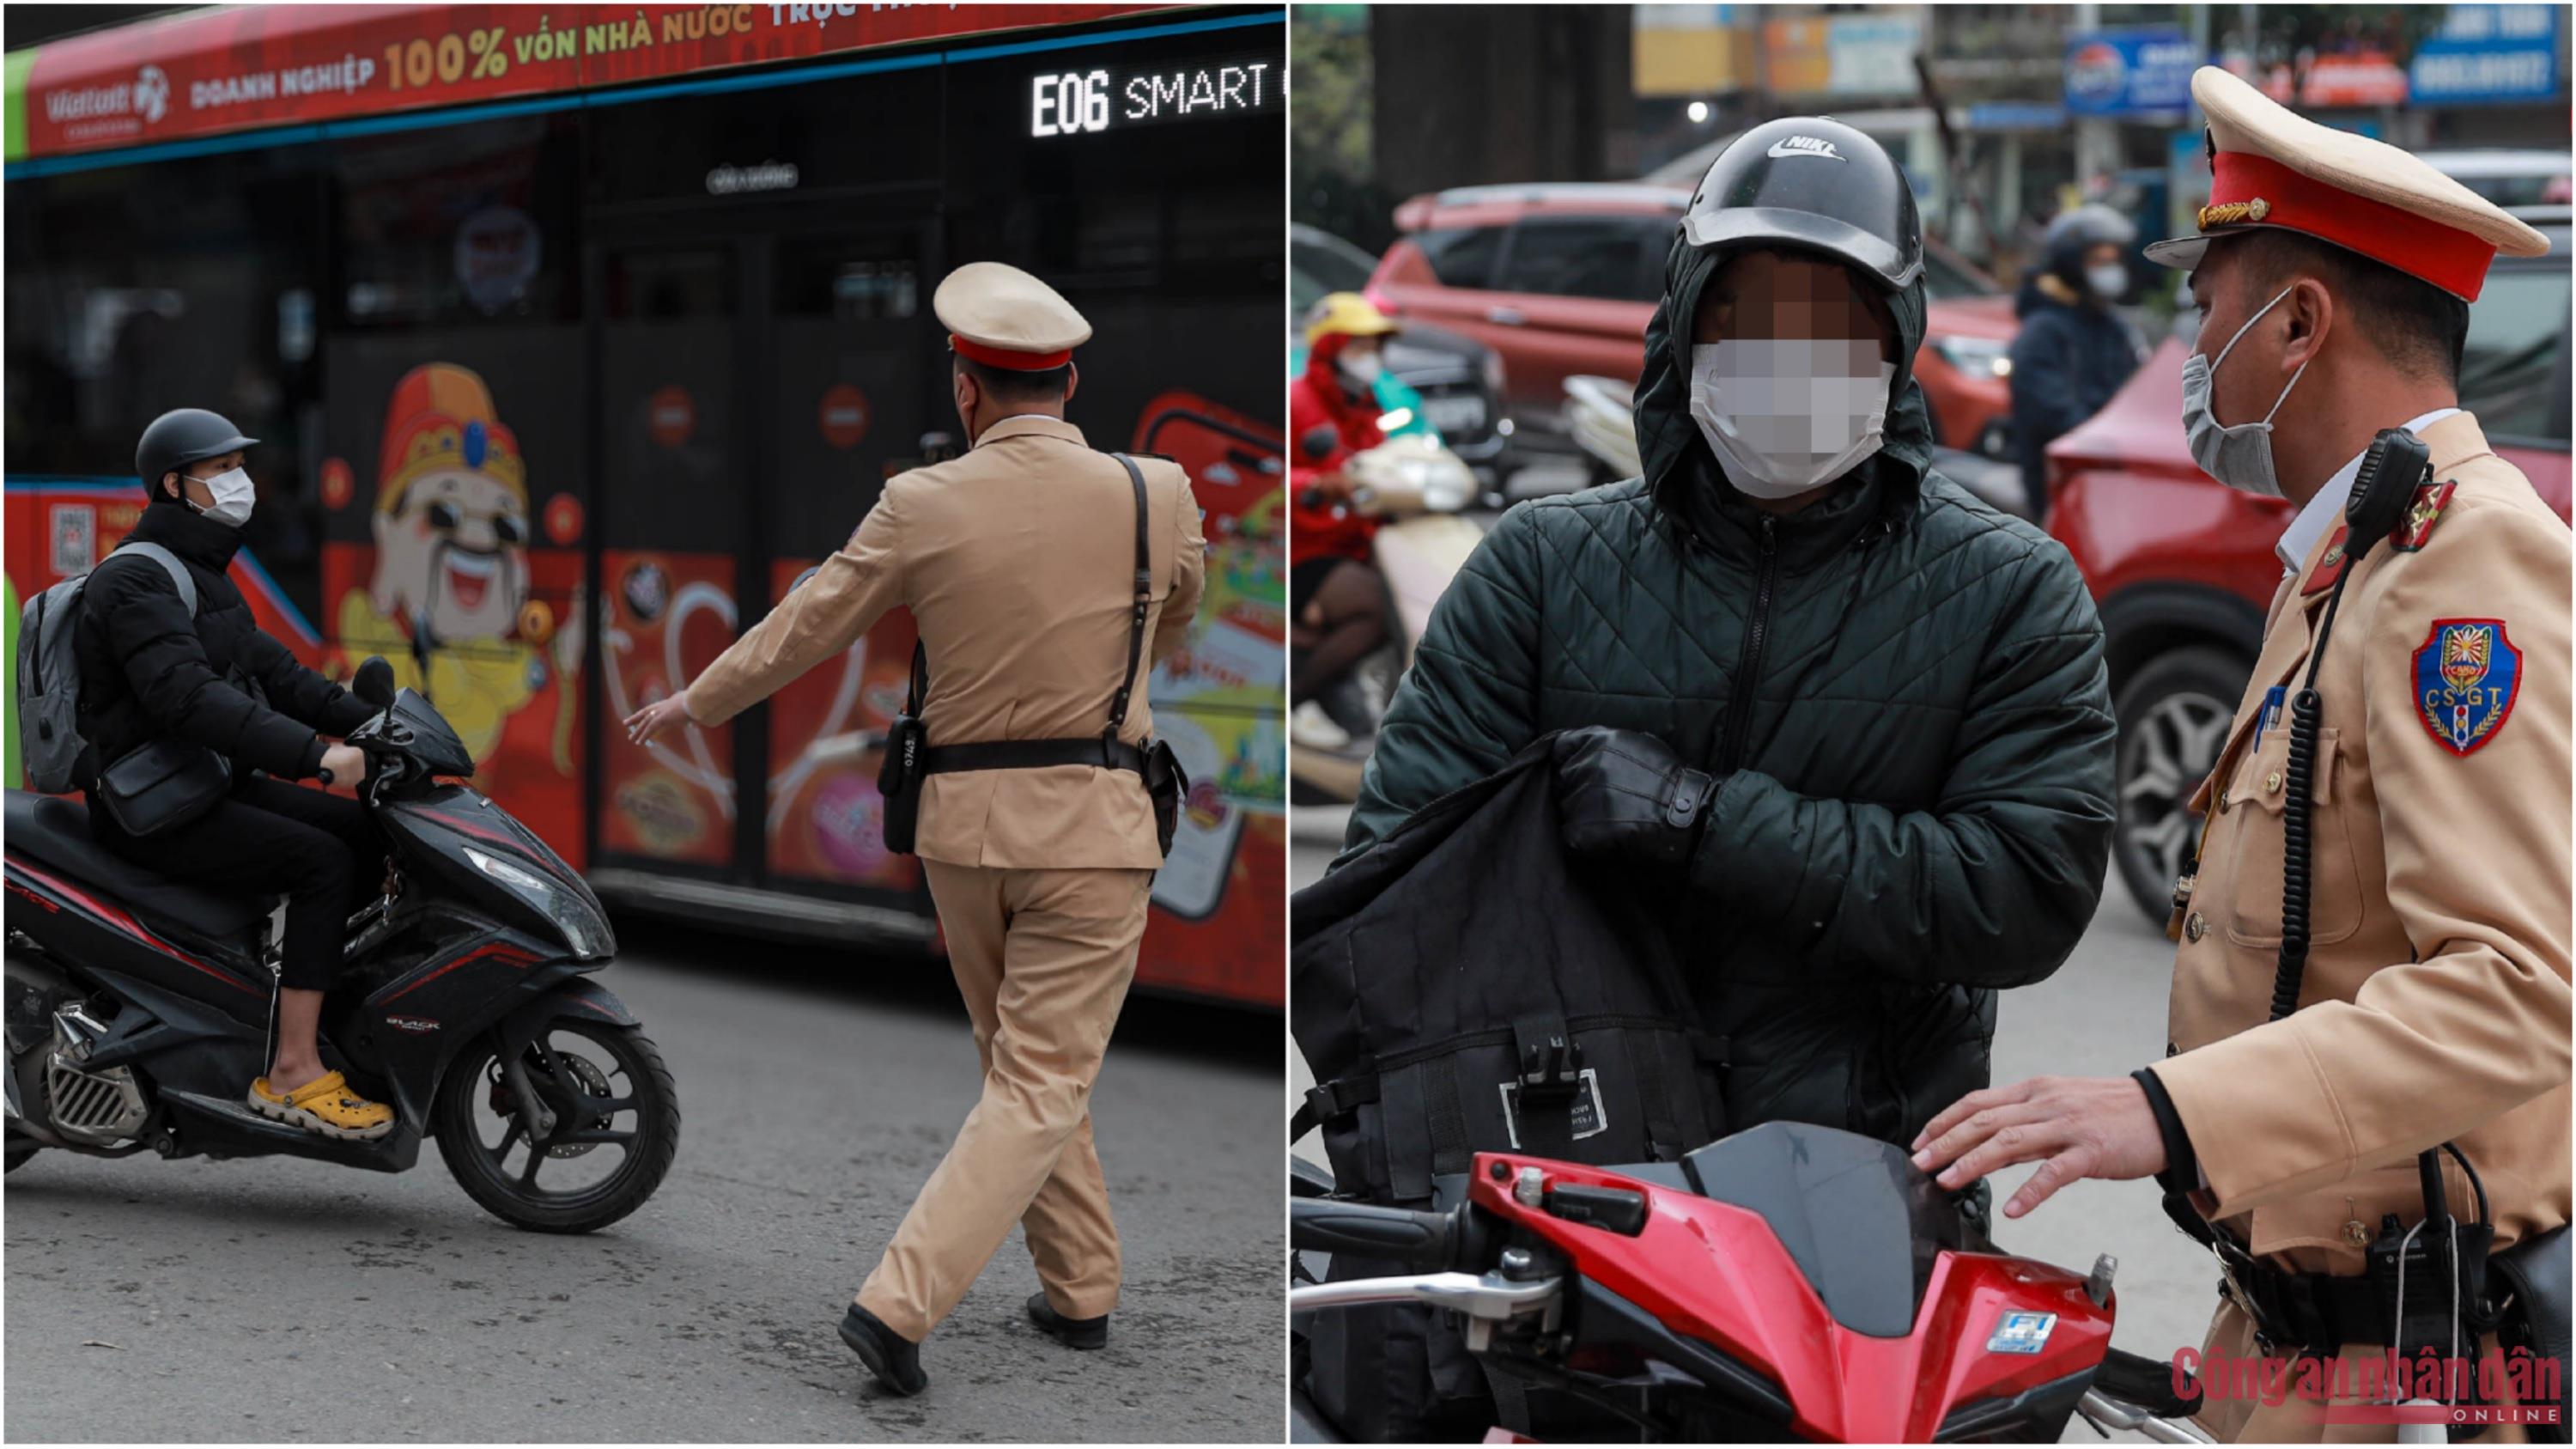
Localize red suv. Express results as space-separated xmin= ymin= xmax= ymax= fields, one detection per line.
xmin=1364 ymin=182 xmax=2022 ymax=460
xmin=2049 ymin=222 xmax=2573 ymax=922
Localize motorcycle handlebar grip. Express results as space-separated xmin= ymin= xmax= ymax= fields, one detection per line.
xmin=2093 ymin=1346 xmax=2202 ymax=1420
xmin=1290 ymin=1198 xmax=1473 ymax=1270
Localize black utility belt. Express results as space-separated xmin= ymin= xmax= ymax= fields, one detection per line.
xmin=918 ymin=737 xmax=1146 ymax=776
xmin=2169 ymin=1192 xmax=2506 ymax=1357
xmin=2224 ymin=1252 xmax=2491 ymax=1354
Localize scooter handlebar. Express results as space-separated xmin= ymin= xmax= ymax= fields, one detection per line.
xmin=1291 ymin=1197 xmax=1485 ymax=1272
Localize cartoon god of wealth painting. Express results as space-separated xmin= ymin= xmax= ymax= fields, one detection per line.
xmin=331 ymin=362 xmax=586 ymax=846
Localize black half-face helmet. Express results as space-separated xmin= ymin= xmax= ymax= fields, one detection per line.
xmin=136 ymin=407 xmax=258 ymax=495
xmin=1682 ymin=115 xmax=1923 ymax=292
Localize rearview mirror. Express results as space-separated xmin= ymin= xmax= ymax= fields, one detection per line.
xmin=354 ymin=656 xmax=396 ymax=709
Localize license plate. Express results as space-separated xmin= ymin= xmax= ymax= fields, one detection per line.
xmin=1423 ymin=395 xmax=1485 ymax=435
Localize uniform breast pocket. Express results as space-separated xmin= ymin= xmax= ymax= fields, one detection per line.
xmin=2222 ymin=724 xmax=2362 ymax=950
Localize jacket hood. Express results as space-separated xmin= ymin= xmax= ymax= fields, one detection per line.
xmin=1637 ymin=223 xmax=1935 ymax=534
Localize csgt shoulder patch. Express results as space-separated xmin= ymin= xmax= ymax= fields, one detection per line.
xmin=2393 ymin=481 xmax=2457 ymax=552
xmin=2413 ymin=618 xmax=2522 ymax=756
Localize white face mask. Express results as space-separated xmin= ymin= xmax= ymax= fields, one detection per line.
xmin=2181 ymin=284 xmax=2308 ymax=499
xmin=2085 ymin=264 xmax=2128 ymax=301
xmin=1687 ymin=338 xmax=1894 ymax=500
xmin=185 ymin=466 xmax=257 ymax=528
xmin=1337 ymin=349 xmax=1383 ymax=388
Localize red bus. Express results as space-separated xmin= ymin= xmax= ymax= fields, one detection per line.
xmin=4 ymin=3 xmax=1286 ymax=1008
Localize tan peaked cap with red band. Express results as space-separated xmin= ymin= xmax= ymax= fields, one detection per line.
xmin=2145 ymin=65 xmax=2549 ymax=301
xmin=934 ymin=260 xmax=1091 ymax=370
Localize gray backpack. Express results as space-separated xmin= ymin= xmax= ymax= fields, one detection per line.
xmin=15 ymin=542 xmax=197 ymax=794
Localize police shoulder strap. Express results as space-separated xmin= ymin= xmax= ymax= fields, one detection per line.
xmin=1103 ymin=452 xmax=1151 ymax=740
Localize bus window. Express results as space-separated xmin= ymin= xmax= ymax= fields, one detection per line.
xmin=5 ymin=146 xmax=326 ymax=621
xmin=585 ymin=67 xmax=940 ymax=207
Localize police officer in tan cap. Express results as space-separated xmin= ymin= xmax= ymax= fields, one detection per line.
xmin=1913 ymin=67 xmax=2567 ymax=1440
xmin=626 ymin=260 xmax=1206 ymax=1396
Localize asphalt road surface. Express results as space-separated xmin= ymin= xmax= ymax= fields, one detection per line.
xmin=7 ymin=920 xmax=1285 ymax=1443
xmin=1291 ymin=807 xmax=2216 ymax=1442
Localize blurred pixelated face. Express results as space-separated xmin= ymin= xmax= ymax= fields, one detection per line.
xmin=1683 ymin=249 xmax=1899 ymax=497
xmin=1692 ymin=248 xmax=1896 ymax=369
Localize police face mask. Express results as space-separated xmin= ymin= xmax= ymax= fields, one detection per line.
xmin=2182 ymin=284 xmax=2308 ymax=499
xmin=185 ymin=466 xmax=258 ymax=528
xmin=1688 ymin=338 xmax=1894 ymax=500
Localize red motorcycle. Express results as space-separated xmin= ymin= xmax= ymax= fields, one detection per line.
xmin=1289 ymin=1120 xmax=2209 ymax=1443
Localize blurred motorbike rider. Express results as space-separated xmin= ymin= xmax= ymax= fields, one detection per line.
xmin=1287 ymin=292 xmax=1401 ymax=751
xmin=1346 ymin=119 xmax=2118 ymax=1178
xmin=76 ymin=409 xmax=392 ymax=1139
xmin=2008 ymin=203 xmax=2146 ymax=519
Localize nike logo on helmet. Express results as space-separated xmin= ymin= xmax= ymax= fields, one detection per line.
xmin=1767 ymin=136 xmax=1844 ymax=161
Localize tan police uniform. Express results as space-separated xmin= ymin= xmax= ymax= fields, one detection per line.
xmin=2137 ymin=68 xmax=2568 ymax=1442
xmin=683 ymin=261 xmax=1207 ymax=1343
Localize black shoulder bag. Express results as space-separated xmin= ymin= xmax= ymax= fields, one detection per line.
xmin=878 ymin=453 xmax=1188 ymax=857
xmin=89 ymin=544 xmax=234 ymax=838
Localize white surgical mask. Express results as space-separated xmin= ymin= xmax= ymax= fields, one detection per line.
xmin=1338 ymin=350 xmax=1383 ymax=388
xmin=2085 ymin=264 xmax=2128 ymax=301
xmin=1687 ymin=338 xmax=1894 ymax=500
xmin=186 ymin=466 xmax=257 ymax=528
xmin=2182 ymin=284 xmax=2307 ymax=499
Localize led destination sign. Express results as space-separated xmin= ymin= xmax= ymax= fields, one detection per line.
xmin=1029 ymin=54 xmax=1279 ymax=137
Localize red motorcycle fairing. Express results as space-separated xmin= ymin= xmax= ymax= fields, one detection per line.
xmin=1467 ymin=1148 xmax=2114 ymax=1443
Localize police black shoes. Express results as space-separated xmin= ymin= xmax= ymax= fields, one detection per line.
xmin=838 ymin=1304 xmax=927 ymax=1395
xmin=1025 ymin=1292 xmax=1109 ymax=1350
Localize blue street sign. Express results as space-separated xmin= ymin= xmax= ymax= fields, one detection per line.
xmin=2065 ymin=28 xmax=2202 ymax=117
xmin=2410 ymin=5 xmax=2561 ymax=104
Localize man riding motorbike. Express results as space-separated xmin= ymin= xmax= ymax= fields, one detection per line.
xmin=75 ymin=408 xmax=391 ymax=1139
xmin=1288 ymin=292 xmax=1401 ymax=752
xmin=1345 ymin=115 xmax=2118 ymax=1172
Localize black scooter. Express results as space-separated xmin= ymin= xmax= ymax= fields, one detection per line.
xmin=3 ymin=658 xmax=678 ymax=1233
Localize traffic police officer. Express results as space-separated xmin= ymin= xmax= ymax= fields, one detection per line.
xmin=1912 ymin=67 xmax=2567 ymax=1441
xmin=625 ymin=262 xmax=1206 ymax=1396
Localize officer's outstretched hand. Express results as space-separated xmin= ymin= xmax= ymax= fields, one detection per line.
xmin=624 ymin=692 xmax=696 ymax=747
xmin=1549 ymin=726 xmax=1715 ymax=867
xmin=1910 ymin=1075 xmax=2167 ymax=1220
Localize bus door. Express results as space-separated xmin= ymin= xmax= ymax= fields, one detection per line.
xmin=747 ymin=222 xmax=939 ymax=907
xmin=589 ymin=239 xmax=754 ymax=881
xmin=587 ymin=214 xmax=939 ymax=924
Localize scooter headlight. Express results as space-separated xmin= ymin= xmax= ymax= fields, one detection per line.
xmin=464 ymin=845 xmax=610 ymax=959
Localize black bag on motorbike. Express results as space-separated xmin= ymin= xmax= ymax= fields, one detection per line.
xmin=1291 ymin=734 xmax=1725 ymax=1440
xmin=878 ymin=452 xmax=1183 ymax=858
xmin=94 ymin=737 xmax=232 ymax=838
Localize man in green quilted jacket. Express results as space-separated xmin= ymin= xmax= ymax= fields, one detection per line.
xmin=1343 ymin=116 xmax=2117 ymax=1157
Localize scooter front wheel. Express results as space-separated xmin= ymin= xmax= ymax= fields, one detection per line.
xmin=431 ymin=1016 xmax=679 ymax=1233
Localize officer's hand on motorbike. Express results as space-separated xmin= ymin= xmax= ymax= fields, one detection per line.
xmin=319 ymin=743 xmax=368 ymax=793
xmin=1909 ymin=1075 xmax=2168 ymax=1220
xmin=1550 ymin=726 xmax=1715 ymax=866
xmin=623 ymin=693 xmax=695 ymax=746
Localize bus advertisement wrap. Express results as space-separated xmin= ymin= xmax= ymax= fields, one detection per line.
xmin=9 ymin=3 xmax=1171 ymax=161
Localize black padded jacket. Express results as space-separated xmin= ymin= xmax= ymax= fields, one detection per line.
xmin=1341 ymin=222 xmax=2119 ymax=1149
xmin=72 ymin=501 xmax=372 ymax=792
